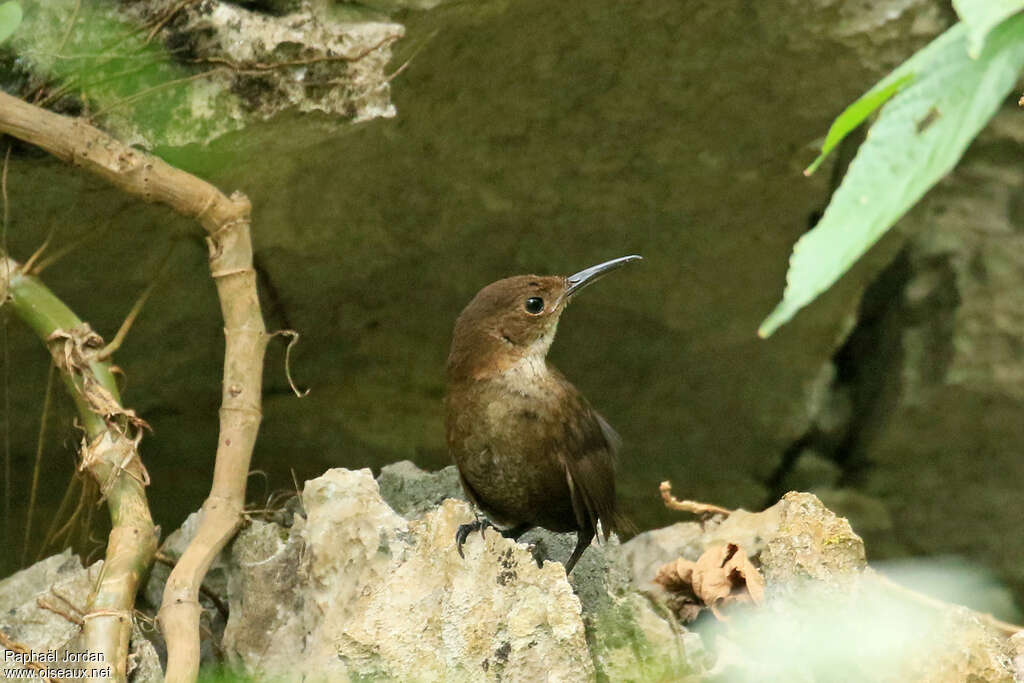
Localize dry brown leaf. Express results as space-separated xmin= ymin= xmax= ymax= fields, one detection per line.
xmin=653 ymin=557 xmax=703 ymax=623
xmin=693 ymin=543 xmax=765 ymax=619
xmin=653 ymin=557 xmax=695 ymax=592
xmin=654 ymin=542 xmax=765 ymax=622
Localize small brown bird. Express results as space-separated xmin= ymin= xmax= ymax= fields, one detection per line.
xmin=446 ymin=255 xmax=641 ymax=574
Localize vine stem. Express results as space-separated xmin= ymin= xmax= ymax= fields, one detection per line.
xmin=0 ymin=90 xmax=269 ymax=683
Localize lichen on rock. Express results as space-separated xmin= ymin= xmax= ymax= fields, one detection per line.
xmin=10 ymin=0 xmax=403 ymax=148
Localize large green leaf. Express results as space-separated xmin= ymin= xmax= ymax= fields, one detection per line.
xmin=953 ymin=0 xmax=1024 ymax=58
xmin=759 ymin=16 xmax=1024 ymax=338
xmin=0 ymin=1 xmax=22 ymax=45
xmin=802 ymin=24 xmax=973 ymax=177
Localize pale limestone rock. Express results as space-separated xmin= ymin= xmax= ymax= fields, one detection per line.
xmin=0 ymin=551 xmax=92 ymax=674
xmin=0 ymin=551 xmax=161 ymax=682
xmin=20 ymin=0 xmax=403 ymax=147
xmin=625 ymin=492 xmax=1017 ymax=682
xmin=377 ymin=463 xmax=693 ymax=682
xmin=760 ymin=491 xmax=867 ymax=588
xmin=224 ymin=467 xmax=596 ymax=681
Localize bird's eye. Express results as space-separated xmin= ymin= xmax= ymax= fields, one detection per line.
xmin=524 ymin=297 xmax=544 ymax=314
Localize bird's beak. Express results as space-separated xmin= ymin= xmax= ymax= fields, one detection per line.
xmin=564 ymin=255 xmax=642 ymax=299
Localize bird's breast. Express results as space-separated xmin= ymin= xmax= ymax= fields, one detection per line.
xmin=446 ymin=365 xmax=578 ymax=531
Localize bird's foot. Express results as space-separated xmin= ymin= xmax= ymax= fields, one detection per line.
xmin=455 ymin=518 xmax=497 ymax=558
xmin=526 ymin=541 xmax=544 ymax=568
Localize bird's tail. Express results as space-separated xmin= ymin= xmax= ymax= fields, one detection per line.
xmin=600 ymin=509 xmax=638 ymax=541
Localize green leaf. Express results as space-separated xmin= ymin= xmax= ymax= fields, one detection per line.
xmin=804 ymin=73 xmax=915 ymax=176
xmin=759 ymin=17 xmax=1024 ymax=338
xmin=953 ymin=0 xmax=1024 ymax=58
xmin=801 ymin=23 xmax=973 ymax=177
xmin=0 ymin=1 xmax=22 ymax=45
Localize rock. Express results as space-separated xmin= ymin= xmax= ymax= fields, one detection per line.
xmin=224 ymin=467 xmax=600 ymax=681
xmin=851 ymin=108 xmax=1024 ymax=604
xmin=811 ymin=487 xmax=894 ymax=540
xmin=759 ymin=491 xmax=866 ymax=588
xmin=625 ymin=491 xmax=1018 ymax=682
xmin=756 ymin=0 xmax=948 ymax=73
xmin=702 ymin=579 xmax=1016 ymax=683
xmin=1011 ymin=631 xmax=1024 ymax=680
xmin=0 ymin=550 xmax=161 ymax=681
xmin=0 ymin=551 xmax=91 ymax=670
xmin=5 ymin=472 xmax=1018 ymax=682
xmin=127 ymin=627 xmax=163 ymax=683
xmin=12 ymin=0 xmax=403 ymax=148
xmin=221 ymin=519 xmax=306 ymax=674
xmin=376 ymin=459 xmax=465 ymax=518
xmin=376 ymin=462 xmax=689 ymax=680
xmin=877 ymin=557 xmax=1022 ymax=625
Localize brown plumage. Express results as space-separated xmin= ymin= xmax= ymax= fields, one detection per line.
xmin=446 ymin=256 xmax=640 ymax=574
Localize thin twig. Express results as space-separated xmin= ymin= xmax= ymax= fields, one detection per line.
xmin=21 ymin=226 xmax=56 ymax=274
xmin=29 ymin=0 xmax=82 ymax=107
xmin=34 ymin=78 xmax=78 ymax=110
xmin=47 ymin=477 xmax=90 ymax=549
xmin=31 ymin=220 xmax=117 ymax=275
xmin=384 ymin=29 xmax=436 ymax=84
xmin=99 ymin=241 xmax=178 ymax=360
xmin=49 ymin=585 xmax=86 ymax=617
xmin=37 ymin=595 xmax=86 ymax=627
xmin=22 ymin=362 xmax=56 ymax=565
xmin=91 ymin=69 xmax=226 ymax=118
xmin=874 ymin=572 xmax=1023 ymax=637
xmin=659 ymin=480 xmax=732 ymax=518
xmin=145 ymin=0 xmax=201 ymax=43
xmin=2 ymin=145 xmax=10 ymax=556
xmin=37 ymin=472 xmax=82 ymax=562
xmin=384 ymin=57 xmax=413 ymax=84
xmin=188 ymin=34 xmax=402 ymax=73
xmin=55 ymin=0 xmax=83 ymax=62
xmin=270 ymin=329 xmax=309 ymax=397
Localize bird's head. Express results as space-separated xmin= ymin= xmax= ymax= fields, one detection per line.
xmin=447 ymin=255 xmax=641 ymax=381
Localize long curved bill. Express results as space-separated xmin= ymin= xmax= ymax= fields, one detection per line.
xmin=564 ymin=255 xmax=643 ymax=298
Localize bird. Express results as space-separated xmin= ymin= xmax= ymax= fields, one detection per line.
xmin=445 ymin=255 xmax=641 ymax=574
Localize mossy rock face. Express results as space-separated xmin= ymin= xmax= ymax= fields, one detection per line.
xmin=7 ymin=0 xmax=401 ymax=148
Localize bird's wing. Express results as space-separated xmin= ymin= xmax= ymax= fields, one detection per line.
xmin=548 ymin=380 xmax=621 ymax=540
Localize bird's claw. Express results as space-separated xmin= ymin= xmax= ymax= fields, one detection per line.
xmin=455 ymin=518 xmax=496 ymax=558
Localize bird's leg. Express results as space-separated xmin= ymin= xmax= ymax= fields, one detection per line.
xmin=455 ymin=517 xmax=497 ymax=559
xmin=563 ymin=528 xmax=595 ymax=575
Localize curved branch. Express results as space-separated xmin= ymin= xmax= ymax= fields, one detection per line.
xmin=1 ymin=255 xmax=157 ymax=683
xmin=0 ymin=90 xmax=269 ymax=683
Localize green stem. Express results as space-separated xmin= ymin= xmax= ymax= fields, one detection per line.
xmin=3 ymin=256 xmax=155 ymax=683
xmin=6 ymin=267 xmax=119 ymax=437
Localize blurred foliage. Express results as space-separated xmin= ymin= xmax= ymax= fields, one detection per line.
xmin=9 ymin=0 xmax=238 ymax=146
xmin=0 ymin=1 xmax=21 ymax=44
xmin=954 ymin=0 xmax=1024 ymax=57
